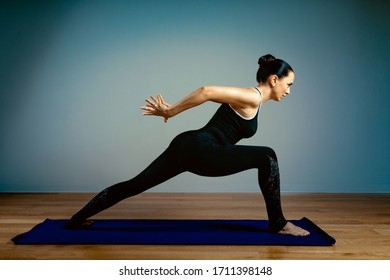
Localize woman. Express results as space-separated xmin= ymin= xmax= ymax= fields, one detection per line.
xmin=65 ymin=54 xmax=310 ymax=236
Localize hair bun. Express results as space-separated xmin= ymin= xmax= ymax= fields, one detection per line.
xmin=258 ymin=54 xmax=276 ymax=68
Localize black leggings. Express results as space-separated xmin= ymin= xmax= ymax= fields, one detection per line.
xmin=67 ymin=131 xmax=287 ymax=232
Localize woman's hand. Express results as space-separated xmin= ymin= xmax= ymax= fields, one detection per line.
xmin=141 ymin=94 xmax=171 ymax=123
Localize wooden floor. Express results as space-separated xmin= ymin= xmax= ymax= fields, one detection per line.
xmin=0 ymin=192 xmax=389 ymax=260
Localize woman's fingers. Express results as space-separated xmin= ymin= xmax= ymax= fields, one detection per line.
xmin=145 ymin=98 xmax=155 ymax=107
xmin=150 ymin=95 xmax=159 ymax=105
xmin=141 ymin=94 xmax=169 ymax=122
xmin=157 ymin=94 xmax=171 ymax=108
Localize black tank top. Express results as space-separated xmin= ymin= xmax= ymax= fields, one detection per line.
xmin=199 ymin=99 xmax=260 ymax=145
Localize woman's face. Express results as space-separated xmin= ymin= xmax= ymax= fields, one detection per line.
xmin=271 ymin=71 xmax=295 ymax=101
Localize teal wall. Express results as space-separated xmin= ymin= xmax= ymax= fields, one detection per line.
xmin=1 ymin=0 xmax=389 ymax=193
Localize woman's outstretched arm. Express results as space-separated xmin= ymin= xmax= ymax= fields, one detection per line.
xmin=141 ymin=86 xmax=261 ymax=122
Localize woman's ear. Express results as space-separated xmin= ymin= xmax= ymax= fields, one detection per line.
xmin=269 ymin=75 xmax=278 ymax=87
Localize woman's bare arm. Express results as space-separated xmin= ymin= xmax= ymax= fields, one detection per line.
xmin=141 ymin=86 xmax=261 ymax=122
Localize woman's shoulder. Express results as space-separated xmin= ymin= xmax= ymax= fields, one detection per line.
xmin=202 ymin=86 xmax=261 ymax=109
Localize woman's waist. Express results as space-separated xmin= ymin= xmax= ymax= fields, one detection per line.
xmin=193 ymin=128 xmax=238 ymax=145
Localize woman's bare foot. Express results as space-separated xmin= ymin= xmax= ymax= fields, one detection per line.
xmin=278 ymin=222 xmax=310 ymax=236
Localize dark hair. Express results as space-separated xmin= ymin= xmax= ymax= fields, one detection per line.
xmin=256 ymin=54 xmax=293 ymax=83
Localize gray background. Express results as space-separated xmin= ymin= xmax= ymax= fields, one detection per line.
xmin=1 ymin=0 xmax=389 ymax=193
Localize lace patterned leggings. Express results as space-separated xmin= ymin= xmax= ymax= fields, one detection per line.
xmin=66 ymin=131 xmax=287 ymax=232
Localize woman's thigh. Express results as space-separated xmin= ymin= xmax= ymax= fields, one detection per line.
xmin=182 ymin=141 xmax=275 ymax=177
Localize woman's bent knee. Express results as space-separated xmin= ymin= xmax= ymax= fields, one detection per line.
xmin=263 ymin=147 xmax=277 ymax=162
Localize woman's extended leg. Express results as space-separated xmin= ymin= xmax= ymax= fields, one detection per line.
xmin=65 ymin=147 xmax=184 ymax=228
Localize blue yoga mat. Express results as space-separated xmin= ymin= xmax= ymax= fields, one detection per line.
xmin=12 ymin=218 xmax=335 ymax=246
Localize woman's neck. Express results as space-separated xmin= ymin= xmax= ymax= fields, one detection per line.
xmin=257 ymin=84 xmax=272 ymax=104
